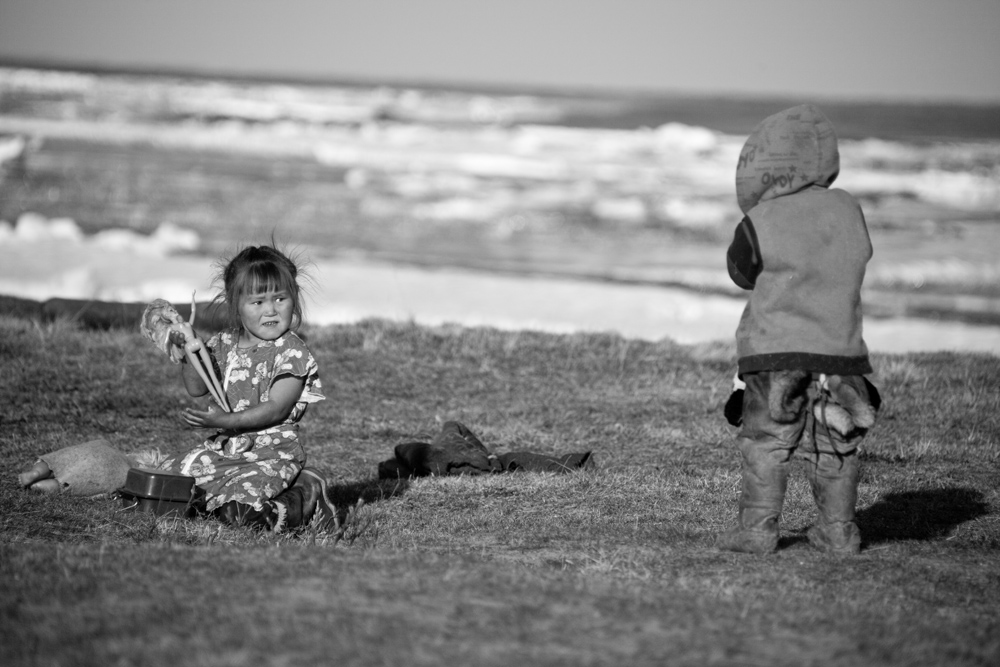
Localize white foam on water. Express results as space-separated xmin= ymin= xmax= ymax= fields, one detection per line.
xmin=839 ymin=167 xmax=1000 ymax=210
xmin=3 ymin=65 xmax=999 ymax=224
xmin=4 ymin=109 xmax=998 ymax=229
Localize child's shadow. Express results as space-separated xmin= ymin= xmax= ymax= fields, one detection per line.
xmin=779 ymin=487 xmax=989 ymax=550
xmin=857 ymin=487 xmax=989 ymax=544
xmin=324 ymin=476 xmax=411 ymax=530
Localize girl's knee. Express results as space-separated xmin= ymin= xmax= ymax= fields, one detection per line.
xmin=214 ymin=500 xmax=276 ymax=530
xmin=215 ymin=501 xmax=247 ymax=526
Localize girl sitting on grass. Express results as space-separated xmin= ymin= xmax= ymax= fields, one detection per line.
xmin=156 ymin=243 xmax=335 ymax=532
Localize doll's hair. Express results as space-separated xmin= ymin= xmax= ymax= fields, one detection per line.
xmin=216 ymin=243 xmax=307 ymax=332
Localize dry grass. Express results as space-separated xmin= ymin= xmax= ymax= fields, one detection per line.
xmin=1 ymin=316 xmax=999 ymax=666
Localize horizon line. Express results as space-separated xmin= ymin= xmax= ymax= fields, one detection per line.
xmin=3 ymin=57 xmax=1000 ymax=109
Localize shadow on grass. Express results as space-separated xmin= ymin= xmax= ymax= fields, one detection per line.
xmin=326 ymin=476 xmax=411 ymax=525
xmin=857 ymin=487 xmax=989 ymax=544
xmin=777 ymin=487 xmax=990 ymax=551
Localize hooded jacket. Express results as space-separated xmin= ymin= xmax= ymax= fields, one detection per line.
xmin=727 ymin=104 xmax=872 ymax=376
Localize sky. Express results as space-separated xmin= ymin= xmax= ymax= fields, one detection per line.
xmin=0 ymin=0 xmax=998 ymax=102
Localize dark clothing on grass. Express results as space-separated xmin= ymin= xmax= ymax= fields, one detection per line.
xmin=378 ymin=421 xmax=593 ymax=479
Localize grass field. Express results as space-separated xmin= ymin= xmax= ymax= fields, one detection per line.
xmin=1 ymin=315 xmax=998 ymax=666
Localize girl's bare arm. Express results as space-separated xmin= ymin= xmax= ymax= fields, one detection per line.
xmin=181 ymin=375 xmax=305 ymax=432
xmin=179 ymin=356 xmax=210 ymax=397
xmin=170 ymin=327 xmax=211 ymax=398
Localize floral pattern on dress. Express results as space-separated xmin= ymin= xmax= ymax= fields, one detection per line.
xmin=159 ymin=329 xmax=325 ymax=512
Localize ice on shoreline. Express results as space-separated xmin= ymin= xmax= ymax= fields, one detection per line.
xmin=1 ymin=215 xmax=998 ymax=356
xmin=0 ymin=213 xmax=200 ymax=255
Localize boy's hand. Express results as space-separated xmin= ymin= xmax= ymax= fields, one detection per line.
xmin=727 ymin=217 xmax=761 ymax=290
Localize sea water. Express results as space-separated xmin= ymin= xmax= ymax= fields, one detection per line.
xmin=1 ymin=66 xmax=998 ymax=353
xmin=1 ymin=66 xmax=997 ymax=230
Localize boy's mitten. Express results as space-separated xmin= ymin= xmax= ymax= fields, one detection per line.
xmin=813 ymin=374 xmax=878 ymax=436
xmin=724 ymin=390 xmax=744 ymax=426
xmin=724 ymin=374 xmax=746 ymax=426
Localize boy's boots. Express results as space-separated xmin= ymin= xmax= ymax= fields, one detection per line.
xmin=805 ymin=454 xmax=861 ymax=555
xmin=716 ymin=451 xmax=789 ymax=554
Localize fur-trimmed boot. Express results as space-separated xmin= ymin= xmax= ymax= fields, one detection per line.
xmin=805 ymin=454 xmax=861 ymax=555
xmin=717 ymin=447 xmax=789 ymax=554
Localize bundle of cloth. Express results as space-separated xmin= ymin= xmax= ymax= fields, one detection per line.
xmin=17 ymin=439 xmax=160 ymax=496
xmin=378 ymin=421 xmax=593 ymax=479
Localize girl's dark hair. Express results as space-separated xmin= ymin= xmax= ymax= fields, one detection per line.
xmin=216 ymin=244 xmax=305 ymax=331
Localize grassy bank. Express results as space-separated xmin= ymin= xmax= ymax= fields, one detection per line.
xmin=1 ymin=316 xmax=998 ymax=666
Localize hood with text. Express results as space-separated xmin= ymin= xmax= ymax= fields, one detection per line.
xmin=736 ymin=104 xmax=840 ymax=214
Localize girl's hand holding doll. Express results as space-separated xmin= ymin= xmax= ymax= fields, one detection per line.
xmin=167 ymin=324 xmax=210 ymax=367
xmin=167 ymin=321 xmax=199 ymax=353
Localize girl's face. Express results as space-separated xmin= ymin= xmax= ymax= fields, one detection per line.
xmin=238 ymin=288 xmax=294 ymax=345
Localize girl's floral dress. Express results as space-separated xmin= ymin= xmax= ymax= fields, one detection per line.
xmin=159 ymin=329 xmax=325 ymax=512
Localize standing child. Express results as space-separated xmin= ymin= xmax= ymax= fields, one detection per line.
xmin=157 ymin=244 xmax=334 ymax=532
xmin=718 ymin=104 xmax=881 ymax=556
